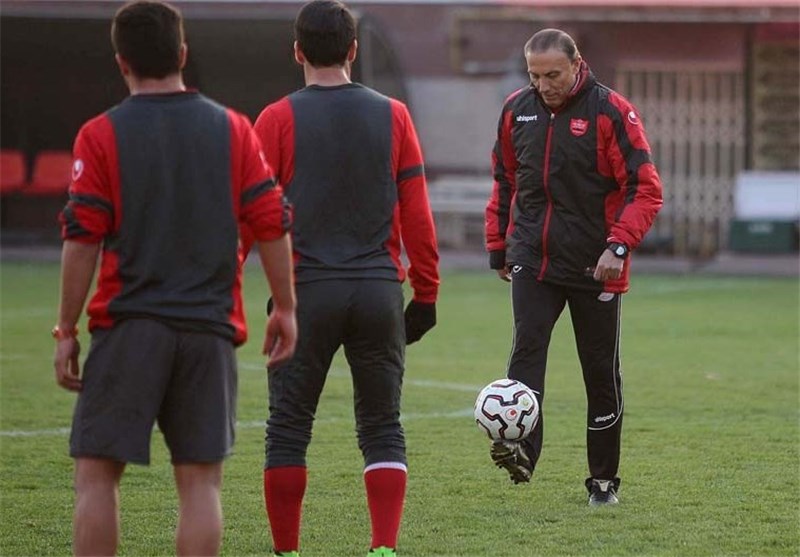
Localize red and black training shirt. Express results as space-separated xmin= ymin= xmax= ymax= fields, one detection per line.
xmin=61 ymin=91 xmax=290 ymax=345
xmin=251 ymin=83 xmax=439 ymax=303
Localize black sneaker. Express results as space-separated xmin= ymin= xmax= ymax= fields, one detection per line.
xmin=586 ymin=478 xmax=619 ymax=506
xmin=490 ymin=440 xmax=532 ymax=484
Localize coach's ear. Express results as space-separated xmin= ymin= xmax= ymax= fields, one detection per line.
xmin=404 ymin=300 xmax=436 ymax=345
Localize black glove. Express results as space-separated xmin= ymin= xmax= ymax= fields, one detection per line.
xmin=404 ymin=301 xmax=436 ymax=345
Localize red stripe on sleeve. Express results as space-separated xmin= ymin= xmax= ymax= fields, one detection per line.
xmin=61 ymin=115 xmax=117 ymax=242
xmin=598 ymin=94 xmax=663 ymax=250
xmin=230 ymin=108 xmax=290 ymax=244
xmin=227 ymin=109 xmax=292 ymax=345
xmin=65 ymin=114 xmax=123 ymax=331
xmin=254 ymin=97 xmax=295 ymax=189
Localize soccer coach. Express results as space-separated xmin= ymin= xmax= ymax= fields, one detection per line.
xmin=485 ymin=28 xmax=663 ymax=506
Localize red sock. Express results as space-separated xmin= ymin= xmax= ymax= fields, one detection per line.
xmin=364 ymin=463 xmax=407 ymax=549
xmin=264 ymin=466 xmax=307 ymax=553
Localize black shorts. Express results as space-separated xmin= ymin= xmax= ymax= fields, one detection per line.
xmin=70 ymin=318 xmax=237 ymax=465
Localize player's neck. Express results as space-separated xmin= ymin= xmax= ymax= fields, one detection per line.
xmin=128 ymin=73 xmax=187 ymax=95
xmin=304 ymin=64 xmax=351 ymax=87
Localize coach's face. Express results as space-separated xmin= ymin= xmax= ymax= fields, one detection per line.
xmin=526 ymin=48 xmax=581 ymax=110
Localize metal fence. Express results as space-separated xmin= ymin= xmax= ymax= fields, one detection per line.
xmin=617 ymin=67 xmax=746 ymax=257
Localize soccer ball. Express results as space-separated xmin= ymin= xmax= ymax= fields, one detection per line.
xmin=474 ymin=378 xmax=540 ymax=441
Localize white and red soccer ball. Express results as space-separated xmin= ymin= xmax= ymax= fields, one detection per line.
xmin=474 ymin=378 xmax=540 ymax=441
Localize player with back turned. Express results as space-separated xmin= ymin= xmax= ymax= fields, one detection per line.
xmin=52 ymin=1 xmax=297 ymax=554
xmin=247 ymin=1 xmax=440 ymax=556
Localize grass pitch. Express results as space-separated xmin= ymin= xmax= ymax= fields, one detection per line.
xmin=1 ymin=260 xmax=798 ymax=556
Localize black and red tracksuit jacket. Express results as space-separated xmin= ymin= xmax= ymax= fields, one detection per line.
xmin=485 ymin=62 xmax=663 ymax=293
xmin=60 ymin=91 xmax=291 ymax=345
xmin=249 ymin=83 xmax=439 ymax=303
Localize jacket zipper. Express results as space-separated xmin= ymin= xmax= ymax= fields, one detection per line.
xmin=538 ymin=112 xmax=556 ymax=281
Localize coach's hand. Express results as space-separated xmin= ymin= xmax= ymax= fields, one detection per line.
xmin=592 ymin=249 xmax=625 ymax=282
xmin=404 ymin=301 xmax=436 ymax=345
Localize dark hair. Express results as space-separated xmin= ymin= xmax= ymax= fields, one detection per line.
xmin=294 ymin=0 xmax=356 ymax=67
xmin=524 ymin=28 xmax=580 ymax=62
xmin=111 ymin=0 xmax=184 ymax=79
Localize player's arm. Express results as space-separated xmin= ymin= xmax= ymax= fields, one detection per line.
xmin=237 ymin=114 xmax=297 ymax=366
xmin=253 ymin=99 xmax=294 ymax=188
xmin=54 ymin=121 xmax=112 ymax=391
xmin=248 ymin=98 xmax=293 ymax=261
xmin=256 ymin=234 xmax=296 ymax=366
xmin=394 ymin=102 xmax=440 ymax=344
xmin=55 ymin=241 xmax=100 ymax=391
xmin=486 ymin=97 xmax=519 ymax=282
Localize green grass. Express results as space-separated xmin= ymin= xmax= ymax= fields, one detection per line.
xmin=1 ymin=261 xmax=798 ymax=556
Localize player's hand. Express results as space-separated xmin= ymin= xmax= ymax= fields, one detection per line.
xmin=592 ymin=249 xmax=625 ymax=282
xmin=404 ymin=300 xmax=436 ymax=345
xmin=54 ymin=337 xmax=82 ymax=392
xmin=264 ymin=306 xmax=297 ymax=367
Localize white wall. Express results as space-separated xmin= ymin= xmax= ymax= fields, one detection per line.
xmin=407 ymin=76 xmax=526 ymax=174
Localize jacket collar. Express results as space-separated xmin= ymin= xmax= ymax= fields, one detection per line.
xmin=533 ymin=60 xmax=596 ymax=113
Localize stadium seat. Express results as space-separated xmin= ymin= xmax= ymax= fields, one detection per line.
xmin=25 ymin=150 xmax=73 ymax=196
xmin=0 ymin=150 xmax=28 ymax=195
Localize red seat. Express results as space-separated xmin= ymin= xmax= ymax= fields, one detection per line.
xmin=0 ymin=150 xmax=27 ymax=195
xmin=26 ymin=150 xmax=73 ymax=196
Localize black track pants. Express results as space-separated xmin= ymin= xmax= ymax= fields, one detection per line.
xmin=265 ymin=279 xmax=406 ymax=469
xmin=507 ymin=269 xmax=623 ymax=481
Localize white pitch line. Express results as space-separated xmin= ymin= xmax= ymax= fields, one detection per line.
xmin=2 ymin=361 xmax=481 ymax=438
xmin=238 ymin=409 xmax=474 ymax=430
xmin=1 ymin=409 xmax=474 ymax=438
xmin=1 ymin=427 xmax=72 ymax=438
xmin=0 ymin=308 xmax=54 ymax=319
xmin=238 ymin=362 xmax=484 ymax=393
xmin=402 ymin=378 xmax=481 ymax=393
